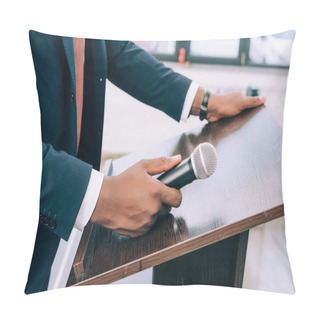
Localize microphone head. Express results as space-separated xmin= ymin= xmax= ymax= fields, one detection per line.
xmin=191 ymin=143 xmax=218 ymax=179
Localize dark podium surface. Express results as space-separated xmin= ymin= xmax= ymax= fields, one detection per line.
xmin=67 ymin=106 xmax=284 ymax=287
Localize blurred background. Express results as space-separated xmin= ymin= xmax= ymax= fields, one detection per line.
xmin=101 ymin=31 xmax=296 ymax=293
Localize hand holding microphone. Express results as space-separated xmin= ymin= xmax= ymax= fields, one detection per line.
xmin=158 ymin=142 xmax=218 ymax=189
xmin=91 ymin=143 xmax=217 ymax=238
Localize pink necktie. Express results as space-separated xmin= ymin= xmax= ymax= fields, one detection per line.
xmin=73 ymin=37 xmax=85 ymax=153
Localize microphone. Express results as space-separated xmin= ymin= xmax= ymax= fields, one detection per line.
xmin=158 ymin=142 xmax=218 ymax=189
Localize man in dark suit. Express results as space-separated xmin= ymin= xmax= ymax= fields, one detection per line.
xmin=25 ymin=30 xmax=265 ymax=294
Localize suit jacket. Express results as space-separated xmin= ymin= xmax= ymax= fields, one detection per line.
xmin=25 ymin=30 xmax=192 ymax=294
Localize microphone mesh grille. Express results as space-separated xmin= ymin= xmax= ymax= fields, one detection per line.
xmin=192 ymin=143 xmax=218 ymax=179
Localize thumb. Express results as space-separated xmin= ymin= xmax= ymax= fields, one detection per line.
xmin=142 ymin=155 xmax=182 ymax=176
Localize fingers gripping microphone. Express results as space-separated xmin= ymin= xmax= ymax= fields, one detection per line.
xmin=158 ymin=143 xmax=218 ymax=189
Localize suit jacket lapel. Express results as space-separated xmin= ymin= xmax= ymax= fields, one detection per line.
xmin=61 ymin=36 xmax=76 ymax=97
xmin=61 ymin=36 xmax=78 ymax=154
xmin=77 ymin=39 xmax=107 ymax=170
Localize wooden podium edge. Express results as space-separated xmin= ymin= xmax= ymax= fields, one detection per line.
xmin=71 ymin=204 xmax=284 ymax=287
xmin=70 ymin=222 xmax=93 ymax=281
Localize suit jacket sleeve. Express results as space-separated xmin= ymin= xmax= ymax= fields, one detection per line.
xmin=105 ymin=41 xmax=192 ymax=122
xmin=40 ymin=142 xmax=92 ymax=241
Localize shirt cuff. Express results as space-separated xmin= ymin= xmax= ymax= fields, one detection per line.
xmin=180 ymin=81 xmax=200 ymax=122
xmin=74 ymin=169 xmax=104 ymax=231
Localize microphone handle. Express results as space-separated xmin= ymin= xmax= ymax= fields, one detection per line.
xmin=158 ymin=158 xmax=196 ymax=189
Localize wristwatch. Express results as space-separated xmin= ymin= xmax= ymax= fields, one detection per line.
xmin=199 ymin=91 xmax=211 ymax=121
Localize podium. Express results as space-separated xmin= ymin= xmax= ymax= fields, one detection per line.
xmin=66 ymin=106 xmax=284 ymax=287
